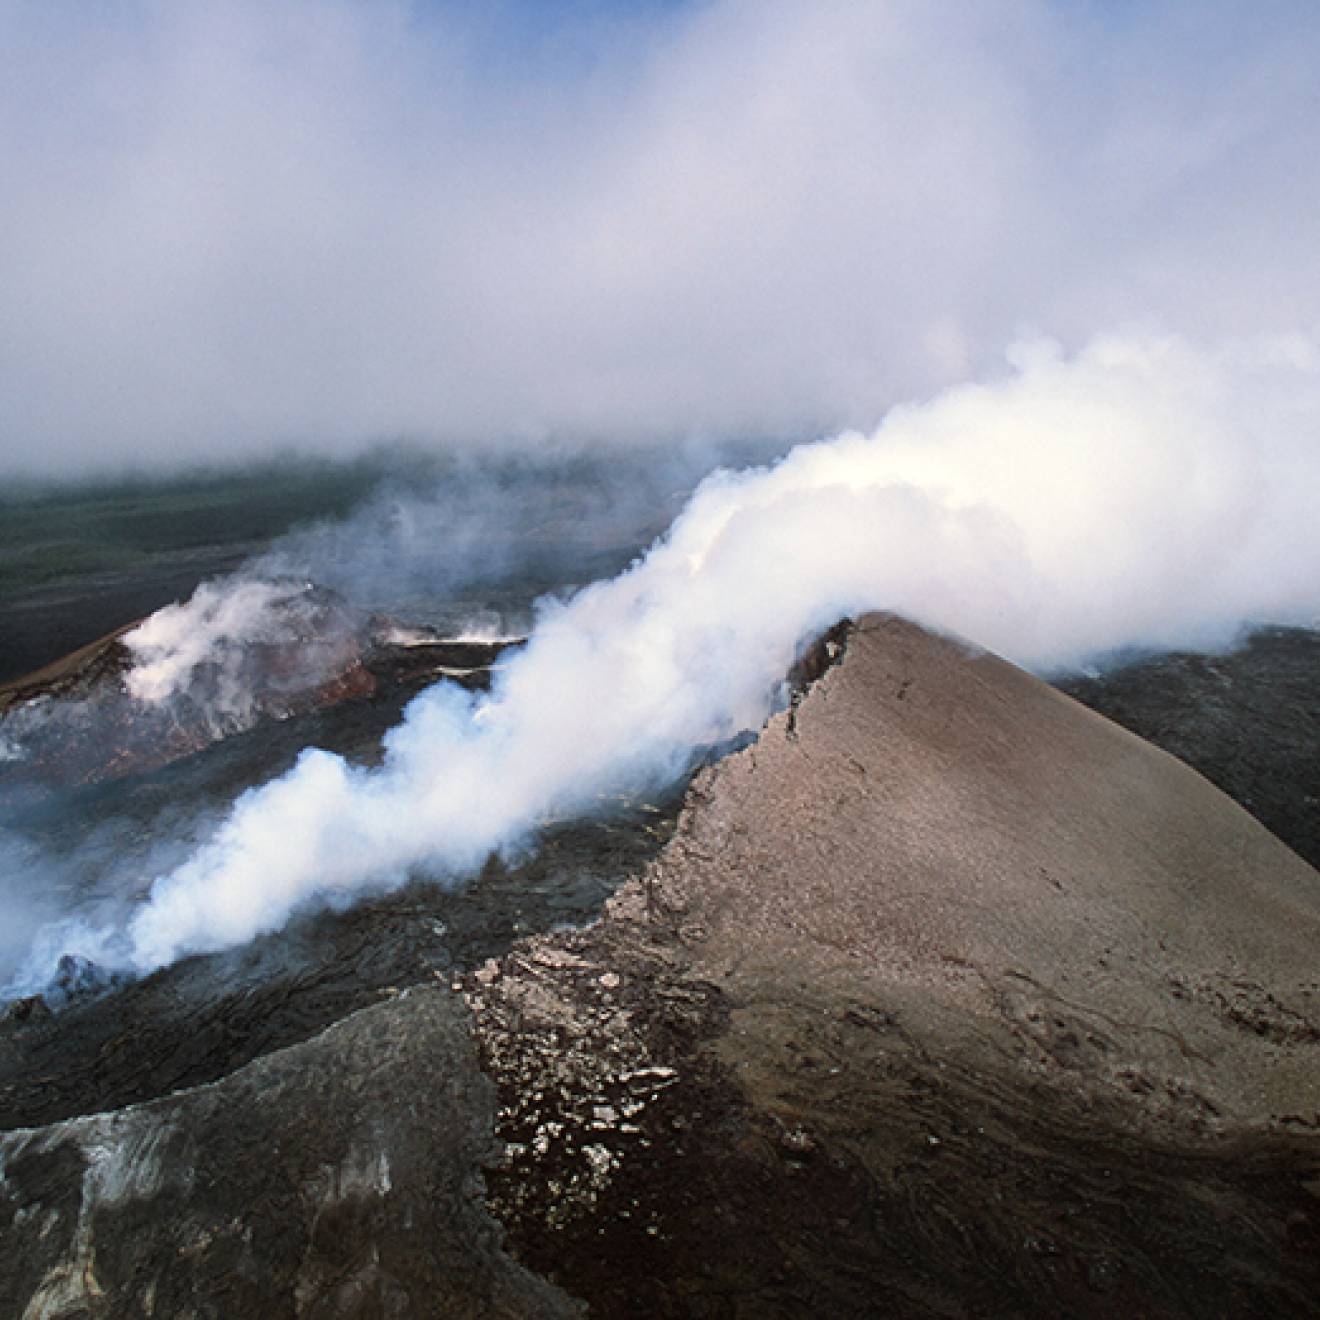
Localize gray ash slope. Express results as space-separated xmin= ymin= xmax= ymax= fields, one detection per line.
xmin=1059 ymin=625 xmax=1320 ymax=869
xmin=2 ymin=615 xmax=1319 ymax=1317
xmin=469 ymin=615 xmax=1320 ymax=1317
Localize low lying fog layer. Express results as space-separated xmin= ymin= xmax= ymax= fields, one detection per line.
xmin=3 ymin=332 xmax=1318 ymax=991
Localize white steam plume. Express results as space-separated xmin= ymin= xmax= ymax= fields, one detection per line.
xmin=124 ymin=579 xmax=321 ymax=708
xmin=22 ymin=330 xmax=1311 ymax=979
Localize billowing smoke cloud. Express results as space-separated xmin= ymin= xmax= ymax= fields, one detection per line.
xmin=0 ymin=808 xmax=224 ymax=993
xmin=9 ymin=330 xmax=1316 ymax=987
xmin=2 ymin=1 xmax=1319 ymax=473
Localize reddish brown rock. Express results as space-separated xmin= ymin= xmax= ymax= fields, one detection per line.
xmin=0 ymin=591 xmax=517 ymax=788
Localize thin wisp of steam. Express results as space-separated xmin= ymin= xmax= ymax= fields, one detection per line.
xmin=8 ymin=330 xmax=1316 ymax=989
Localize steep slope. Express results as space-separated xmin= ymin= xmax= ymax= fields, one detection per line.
xmin=1058 ymin=626 xmax=1320 ymax=868
xmin=470 ymin=614 xmax=1320 ymax=1315
xmin=650 ymin=614 xmax=1320 ymax=1126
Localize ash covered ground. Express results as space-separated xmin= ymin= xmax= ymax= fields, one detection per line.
xmin=0 ymin=465 xmax=1317 ymax=1318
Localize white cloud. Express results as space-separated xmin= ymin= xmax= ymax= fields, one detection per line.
xmin=1 ymin=0 xmax=1317 ymax=472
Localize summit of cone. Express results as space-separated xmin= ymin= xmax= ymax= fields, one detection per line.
xmin=643 ymin=613 xmax=1320 ymax=1127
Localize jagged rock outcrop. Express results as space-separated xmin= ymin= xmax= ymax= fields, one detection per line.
xmin=2 ymin=613 xmax=1318 ymax=1317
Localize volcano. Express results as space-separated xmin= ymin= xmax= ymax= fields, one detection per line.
xmin=1 ymin=614 xmax=1317 ymax=1317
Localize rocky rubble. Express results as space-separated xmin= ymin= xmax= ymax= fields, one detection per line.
xmin=466 ymin=918 xmax=720 ymax=1241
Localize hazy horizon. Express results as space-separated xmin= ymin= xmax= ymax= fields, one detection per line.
xmin=3 ymin=0 xmax=1319 ymax=477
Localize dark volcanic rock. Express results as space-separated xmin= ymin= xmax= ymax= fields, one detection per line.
xmin=0 ymin=987 xmax=576 ymax=1319
xmin=0 ymin=809 xmax=676 ymax=1133
xmin=1058 ymin=625 xmax=1320 ymax=868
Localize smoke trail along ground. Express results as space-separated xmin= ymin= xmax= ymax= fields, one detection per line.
xmin=14 ymin=332 xmax=1320 ymax=984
